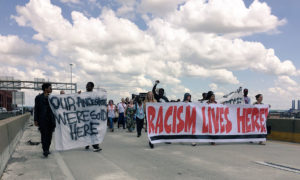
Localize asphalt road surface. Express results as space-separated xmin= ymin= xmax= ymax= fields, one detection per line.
xmin=2 ymin=119 xmax=300 ymax=180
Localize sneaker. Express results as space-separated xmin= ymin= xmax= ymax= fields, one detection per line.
xmin=93 ymin=148 xmax=102 ymax=152
xmin=192 ymin=143 xmax=196 ymax=146
xmin=149 ymin=142 xmax=154 ymax=149
xmin=85 ymin=146 xmax=89 ymax=150
xmin=210 ymin=142 xmax=216 ymax=145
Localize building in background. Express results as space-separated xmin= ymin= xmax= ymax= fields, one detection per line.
xmin=292 ymin=100 xmax=295 ymax=110
xmin=0 ymin=90 xmax=13 ymax=111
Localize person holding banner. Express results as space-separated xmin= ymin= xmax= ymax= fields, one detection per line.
xmin=144 ymin=91 xmax=156 ymax=133
xmin=34 ymin=83 xmax=55 ymax=157
xmin=144 ymin=91 xmax=156 ymax=148
xmin=199 ymin=93 xmax=207 ymax=103
xmin=254 ymin=94 xmax=267 ymax=145
xmin=84 ymin=82 xmax=102 ymax=152
xmin=107 ymin=100 xmax=116 ymax=132
xmin=244 ymin=89 xmax=251 ymax=104
xmin=152 ymin=80 xmax=169 ymax=103
xmin=183 ymin=93 xmax=197 ymax=146
xmin=206 ymin=91 xmax=217 ymax=145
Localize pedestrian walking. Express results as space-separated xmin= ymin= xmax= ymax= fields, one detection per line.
xmin=207 ymin=91 xmax=217 ymax=145
xmin=253 ymin=94 xmax=267 ymax=145
xmin=135 ymin=98 xmax=145 ymax=137
xmin=126 ymin=100 xmax=136 ymax=132
xmin=84 ymin=82 xmax=102 ymax=152
xmin=107 ymin=100 xmax=116 ymax=132
xmin=34 ymin=83 xmax=56 ymax=157
xmin=118 ymin=98 xmax=127 ymax=129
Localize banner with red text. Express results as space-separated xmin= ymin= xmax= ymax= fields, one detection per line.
xmin=146 ymin=103 xmax=268 ymax=144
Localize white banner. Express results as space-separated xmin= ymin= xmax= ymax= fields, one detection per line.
xmin=218 ymin=87 xmax=244 ymax=104
xmin=146 ymin=103 xmax=268 ymax=144
xmin=49 ymin=91 xmax=107 ymax=150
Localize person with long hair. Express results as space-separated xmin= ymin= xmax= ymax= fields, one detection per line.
xmin=144 ymin=91 xmax=156 ymax=132
xmin=126 ymin=100 xmax=136 ymax=132
xmin=206 ymin=91 xmax=217 ymax=145
xmin=135 ymin=98 xmax=145 ymax=138
xmin=107 ymin=100 xmax=116 ymax=132
xmin=144 ymin=91 xmax=156 ymax=148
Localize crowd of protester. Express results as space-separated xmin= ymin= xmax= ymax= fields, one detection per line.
xmin=34 ymin=80 xmax=267 ymax=157
xmin=106 ymin=80 xmax=267 ymax=149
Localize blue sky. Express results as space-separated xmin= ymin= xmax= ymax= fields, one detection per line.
xmin=0 ymin=0 xmax=299 ymax=109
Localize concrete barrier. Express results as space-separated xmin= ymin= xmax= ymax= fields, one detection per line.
xmin=267 ymin=118 xmax=300 ymax=143
xmin=0 ymin=113 xmax=30 ymax=177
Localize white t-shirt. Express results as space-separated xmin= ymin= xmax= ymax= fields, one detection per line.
xmin=108 ymin=105 xmax=115 ymax=118
xmin=118 ymin=103 xmax=127 ymax=113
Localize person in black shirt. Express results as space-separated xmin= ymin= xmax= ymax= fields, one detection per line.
xmin=34 ymin=83 xmax=55 ymax=157
xmin=152 ymin=80 xmax=169 ymax=103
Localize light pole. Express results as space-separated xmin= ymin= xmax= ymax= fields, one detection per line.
xmin=70 ymin=63 xmax=73 ymax=93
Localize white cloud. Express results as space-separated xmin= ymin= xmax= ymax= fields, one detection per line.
xmin=7 ymin=0 xmax=299 ymax=108
xmin=138 ymin=0 xmax=185 ymax=17
xmin=0 ymin=34 xmax=41 ymax=57
xmin=209 ymin=83 xmax=218 ymax=91
xmin=167 ymin=0 xmax=286 ymax=37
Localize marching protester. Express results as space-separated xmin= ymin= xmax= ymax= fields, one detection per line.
xmin=107 ymin=100 xmax=116 ymax=132
xmin=84 ymin=82 xmax=102 ymax=152
xmin=206 ymin=91 xmax=217 ymax=145
xmin=144 ymin=91 xmax=156 ymax=148
xmin=34 ymin=83 xmax=56 ymax=157
xmin=183 ymin=93 xmax=197 ymax=146
xmin=199 ymin=93 xmax=207 ymax=103
xmin=253 ymin=94 xmax=267 ymax=145
xmin=126 ymin=99 xmax=136 ymax=132
xmin=135 ymin=97 xmax=145 ymax=137
xmin=206 ymin=91 xmax=217 ymax=104
xmin=183 ymin=93 xmax=191 ymax=102
xmin=244 ymin=88 xmax=251 ymax=104
xmin=118 ymin=98 xmax=127 ymax=129
xmin=152 ymin=80 xmax=169 ymax=103
xmin=125 ymin=97 xmax=130 ymax=105
xmin=144 ymin=91 xmax=156 ymax=133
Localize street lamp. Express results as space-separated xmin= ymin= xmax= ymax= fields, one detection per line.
xmin=70 ymin=63 xmax=73 ymax=93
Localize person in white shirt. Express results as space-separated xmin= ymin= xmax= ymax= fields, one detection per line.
xmin=118 ymin=98 xmax=127 ymax=129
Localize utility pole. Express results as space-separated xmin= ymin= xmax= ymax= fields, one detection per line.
xmin=70 ymin=63 xmax=73 ymax=93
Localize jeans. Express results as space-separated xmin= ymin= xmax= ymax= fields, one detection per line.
xmin=118 ymin=113 xmax=125 ymax=129
xmin=136 ymin=117 xmax=144 ymax=136
xmin=108 ymin=117 xmax=114 ymax=129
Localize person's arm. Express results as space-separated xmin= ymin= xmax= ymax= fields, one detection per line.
xmin=152 ymin=83 xmax=159 ymax=98
xmin=163 ymin=96 xmax=169 ymax=102
xmin=34 ymin=96 xmax=39 ymax=127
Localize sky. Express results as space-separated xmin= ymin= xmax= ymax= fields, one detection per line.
xmin=0 ymin=0 xmax=299 ymax=110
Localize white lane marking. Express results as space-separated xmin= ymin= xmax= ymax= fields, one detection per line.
xmin=254 ymin=161 xmax=300 ymax=174
xmin=54 ymin=151 xmax=75 ymax=180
